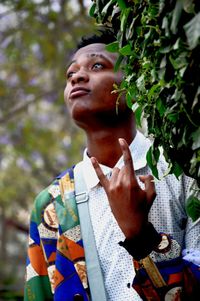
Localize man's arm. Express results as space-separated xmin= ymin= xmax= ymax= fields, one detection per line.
xmin=91 ymin=138 xmax=200 ymax=300
xmin=24 ymin=189 xmax=54 ymax=301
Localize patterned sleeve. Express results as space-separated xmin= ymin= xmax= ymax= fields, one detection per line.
xmin=132 ymin=176 xmax=200 ymax=300
xmin=24 ymin=187 xmax=55 ymax=301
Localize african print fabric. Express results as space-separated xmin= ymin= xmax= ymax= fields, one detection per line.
xmin=24 ymin=169 xmax=89 ymax=301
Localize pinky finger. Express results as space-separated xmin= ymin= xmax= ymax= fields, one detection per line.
xmin=139 ymin=175 xmax=156 ymax=206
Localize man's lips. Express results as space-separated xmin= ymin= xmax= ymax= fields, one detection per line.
xmin=70 ymin=87 xmax=90 ymax=98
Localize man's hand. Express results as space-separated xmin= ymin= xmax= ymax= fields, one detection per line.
xmin=91 ymin=138 xmax=156 ymax=239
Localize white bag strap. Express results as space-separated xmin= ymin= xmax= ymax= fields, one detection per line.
xmin=74 ymin=163 xmax=107 ymax=301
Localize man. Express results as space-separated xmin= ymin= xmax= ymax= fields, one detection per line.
xmin=24 ymin=29 xmax=200 ymax=301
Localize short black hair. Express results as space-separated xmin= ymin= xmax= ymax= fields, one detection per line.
xmin=77 ymin=27 xmax=116 ymax=49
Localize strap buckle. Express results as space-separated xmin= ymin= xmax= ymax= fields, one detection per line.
xmin=75 ymin=191 xmax=89 ymax=204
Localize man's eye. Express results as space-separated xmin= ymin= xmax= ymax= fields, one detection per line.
xmin=66 ymin=71 xmax=75 ymax=79
xmin=92 ymin=63 xmax=104 ymax=70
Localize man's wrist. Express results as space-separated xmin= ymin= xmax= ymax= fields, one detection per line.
xmin=119 ymin=222 xmax=162 ymax=260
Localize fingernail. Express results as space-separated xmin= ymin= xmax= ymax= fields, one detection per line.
xmin=90 ymin=157 xmax=96 ymax=164
xmin=118 ymin=138 xmax=124 ymax=145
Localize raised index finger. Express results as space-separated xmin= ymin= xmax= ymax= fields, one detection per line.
xmin=91 ymin=157 xmax=109 ymax=190
xmin=118 ymin=138 xmax=135 ymax=177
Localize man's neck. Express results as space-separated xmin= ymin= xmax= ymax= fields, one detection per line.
xmin=85 ymin=123 xmax=136 ymax=168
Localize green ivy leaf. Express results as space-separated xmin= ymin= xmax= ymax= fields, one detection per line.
xmin=106 ymin=41 xmax=119 ymax=52
xmin=126 ymin=92 xmax=133 ymax=108
xmin=89 ymin=3 xmax=96 ymax=17
xmin=146 ymin=146 xmax=160 ymax=179
xmin=136 ymin=74 xmax=145 ymax=92
xmin=101 ymin=0 xmax=115 ymax=17
xmin=117 ymin=0 xmax=127 ymax=10
xmin=126 ymin=16 xmax=138 ymax=40
xmin=170 ymin=161 xmax=183 ymax=179
xmin=126 ymin=84 xmax=137 ymax=107
xmin=114 ymin=54 xmax=124 ymax=72
xmin=169 ymin=52 xmax=187 ymax=70
xmin=167 ymin=112 xmax=179 ymax=122
xmin=132 ymin=102 xmax=139 ymax=112
xmin=120 ymin=8 xmax=131 ymax=32
xmin=183 ymin=0 xmax=195 ymax=14
xmin=186 ymin=195 xmax=200 ymax=221
xmin=148 ymin=83 xmax=162 ymax=100
xmin=170 ymin=0 xmax=183 ymax=34
xmin=119 ymin=44 xmax=132 ymax=55
xmin=191 ymin=127 xmax=200 ymax=150
xmin=156 ymin=98 xmax=166 ymax=116
xmin=184 ymin=12 xmax=200 ymax=50
xmin=134 ymin=105 xmax=143 ymax=128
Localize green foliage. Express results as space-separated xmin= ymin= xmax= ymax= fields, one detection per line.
xmin=0 ymin=0 xmax=93 ymax=294
xmin=90 ymin=0 xmax=200 ymax=219
xmin=90 ymin=0 xmax=200 ymax=197
xmin=186 ymin=195 xmax=200 ymax=222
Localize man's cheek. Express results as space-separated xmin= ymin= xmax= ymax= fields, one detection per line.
xmin=64 ymin=89 xmax=69 ymax=103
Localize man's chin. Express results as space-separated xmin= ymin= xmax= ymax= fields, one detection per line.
xmin=71 ymin=110 xmax=92 ymax=128
xmin=71 ymin=108 xmax=133 ymax=130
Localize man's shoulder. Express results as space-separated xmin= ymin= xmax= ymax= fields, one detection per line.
xmin=31 ymin=165 xmax=76 ymax=216
xmin=55 ymin=165 xmax=75 ymax=180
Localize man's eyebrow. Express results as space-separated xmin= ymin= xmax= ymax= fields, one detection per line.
xmin=66 ymin=53 xmax=113 ymax=70
xmin=87 ymin=53 xmax=113 ymax=63
xmin=66 ymin=59 xmax=76 ymax=70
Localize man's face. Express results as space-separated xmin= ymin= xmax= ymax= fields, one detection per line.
xmin=64 ymin=43 xmax=127 ymax=127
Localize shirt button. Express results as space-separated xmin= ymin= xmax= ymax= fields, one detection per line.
xmin=73 ymin=294 xmax=84 ymax=300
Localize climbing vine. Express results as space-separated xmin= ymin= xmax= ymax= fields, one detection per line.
xmin=90 ymin=0 xmax=200 ymax=220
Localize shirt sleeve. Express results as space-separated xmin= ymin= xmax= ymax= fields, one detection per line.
xmin=24 ymin=188 xmax=54 ymax=301
xmin=132 ymin=176 xmax=200 ymax=300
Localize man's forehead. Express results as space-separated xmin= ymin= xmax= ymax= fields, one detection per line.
xmin=73 ymin=43 xmax=117 ymax=61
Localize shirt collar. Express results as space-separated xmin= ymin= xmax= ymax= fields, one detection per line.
xmin=81 ymin=130 xmax=151 ymax=190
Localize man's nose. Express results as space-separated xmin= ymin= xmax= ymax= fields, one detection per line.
xmin=71 ymin=69 xmax=89 ymax=85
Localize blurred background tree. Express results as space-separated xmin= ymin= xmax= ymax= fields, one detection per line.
xmin=0 ymin=0 xmax=94 ymax=299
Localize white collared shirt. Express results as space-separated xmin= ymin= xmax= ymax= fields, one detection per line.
xmin=74 ymin=130 xmax=200 ymax=301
